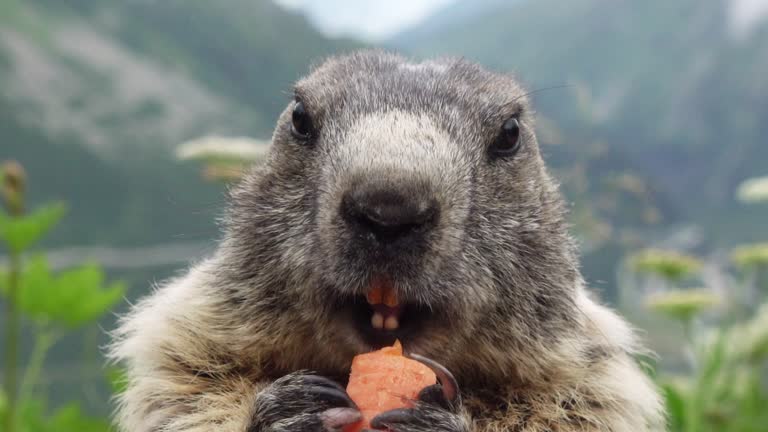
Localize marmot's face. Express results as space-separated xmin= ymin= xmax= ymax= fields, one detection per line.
xmin=227 ymin=52 xmax=578 ymax=363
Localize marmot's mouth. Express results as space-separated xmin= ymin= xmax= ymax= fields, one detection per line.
xmin=366 ymin=275 xmax=402 ymax=330
xmin=341 ymin=275 xmax=432 ymax=349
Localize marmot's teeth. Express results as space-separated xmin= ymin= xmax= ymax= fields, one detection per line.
xmin=371 ymin=312 xmax=384 ymax=329
xmin=384 ymin=315 xmax=399 ymax=330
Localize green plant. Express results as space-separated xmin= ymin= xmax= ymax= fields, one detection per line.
xmin=0 ymin=161 xmax=125 ymax=432
xmin=631 ymin=246 xmax=768 ymax=432
xmin=630 ymin=249 xmax=702 ymax=283
xmin=660 ymin=308 xmax=768 ymax=432
xmin=732 ymin=243 xmax=768 ymax=296
xmin=645 ymin=288 xmax=719 ymax=340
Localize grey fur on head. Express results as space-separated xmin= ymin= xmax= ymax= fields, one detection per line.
xmin=109 ymin=50 xmax=664 ymax=432
xmin=222 ymin=50 xmax=579 ymax=378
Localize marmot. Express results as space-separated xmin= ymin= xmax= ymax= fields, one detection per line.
xmin=109 ymin=51 xmax=665 ymax=432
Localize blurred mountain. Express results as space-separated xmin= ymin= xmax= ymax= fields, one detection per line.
xmin=390 ymin=0 xmax=518 ymax=46
xmin=0 ymin=0 xmax=360 ymax=247
xmin=2 ymin=0 xmax=767 ymax=293
xmin=390 ymin=0 xmax=768 ymax=251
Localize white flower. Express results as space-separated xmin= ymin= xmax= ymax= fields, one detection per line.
xmin=176 ymin=136 xmax=271 ymax=162
xmin=737 ymin=176 xmax=768 ymax=203
xmin=726 ymin=303 xmax=768 ymax=362
xmin=645 ymin=289 xmax=719 ymax=322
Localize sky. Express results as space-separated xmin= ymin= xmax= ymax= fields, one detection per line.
xmin=731 ymin=0 xmax=768 ymax=38
xmin=276 ymin=0 xmax=768 ymax=42
xmin=274 ymin=0 xmax=454 ymax=41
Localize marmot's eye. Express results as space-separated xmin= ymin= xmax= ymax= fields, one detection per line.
xmin=291 ymin=100 xmax=313 ymax=140
xmin=490 ymin=117 xmax=521 ymax=158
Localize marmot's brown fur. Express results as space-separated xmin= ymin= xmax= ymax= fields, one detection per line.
xmin=110 ymin=51 xmax=664 ymax=432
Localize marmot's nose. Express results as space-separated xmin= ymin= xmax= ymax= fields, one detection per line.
xmin=341 ymin=186 xmax=439 ymax=245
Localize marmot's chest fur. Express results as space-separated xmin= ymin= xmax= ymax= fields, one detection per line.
xmin=110 ymin=50 xmax=664 ymax=432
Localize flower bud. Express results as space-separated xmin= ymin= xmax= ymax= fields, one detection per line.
xmin=1 ymin=160 xmax=26 ymax=215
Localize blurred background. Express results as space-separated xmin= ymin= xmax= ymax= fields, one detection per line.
xmin=1 ymin=0 xmax=767 ymax=430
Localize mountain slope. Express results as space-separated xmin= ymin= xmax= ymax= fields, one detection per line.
xmin=0 ymin=0 xmax=361 ymax=247
xmin=389 ymin=0 xmax=518 ymax=46
xmin=391 ymin=0 xmax=768 ymax=239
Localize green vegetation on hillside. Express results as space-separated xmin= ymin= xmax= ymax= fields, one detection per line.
xmin=1 ymin=161 xmax=122 ymax=432
xmin=0 ymin=0 xmax=363 ymax=248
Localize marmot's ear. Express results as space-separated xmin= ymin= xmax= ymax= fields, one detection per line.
xmin=176 ymin=136 xmax=272 ymax=182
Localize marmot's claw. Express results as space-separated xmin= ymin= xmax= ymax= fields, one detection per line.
xmin=319 ymin=407 xmax=363 ymax=430
xmin=250 ymin=372 xmax=360 ymax=432
xmin=370 ymin=408 xmax=415 ymax=428
xmin=370 ymin=406 xmax=469 ymax=432
xmin=307 ymin=385 xmax=359 ymax=409
xmin=417 ymin=384 xmax=452 ymax=410
xmin=406 ymin=353 xmax=459 ymax=403
xmin=302 ymin=375 xmax=348 ymax=392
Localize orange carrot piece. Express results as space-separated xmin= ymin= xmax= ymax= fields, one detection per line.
xmin=344 ymin=341 xmax=436 ymax=432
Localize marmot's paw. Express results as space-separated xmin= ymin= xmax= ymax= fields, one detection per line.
xmin=249 ymin=373 xmax=361 ymax=432
xmin=367 ymin=355 xmax=469 ymax=432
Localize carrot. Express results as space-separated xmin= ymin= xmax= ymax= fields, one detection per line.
xmin=344 ymin=341 xmax=436 ymax=432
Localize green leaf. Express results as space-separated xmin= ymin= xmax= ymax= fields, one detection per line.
xmin=17 ymin=398 xmax=49 ymax=432
xmin=699 ymin=334 xmax=727 ymax=390
xmin=0 ymin=203 xmax=66 ymax=254
xmin=16 ymin=255 xmax=56 ymax=322
xmin=16 ymin=256 xmax=125 ymax=328
xmin=0 ymin=390 xmax=6 ymax=420
xmin=53 ymin=264 xmax=126 ymax=327
xmin=4 ymin=399 xmax=111 ymax=432
xmin=48 ymin=403 xmax=110 ymax=432
xmin=0 ymin=266 xmax=7 ymax=296
xmin=662 ymin=382 xmax=687 ymax=432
